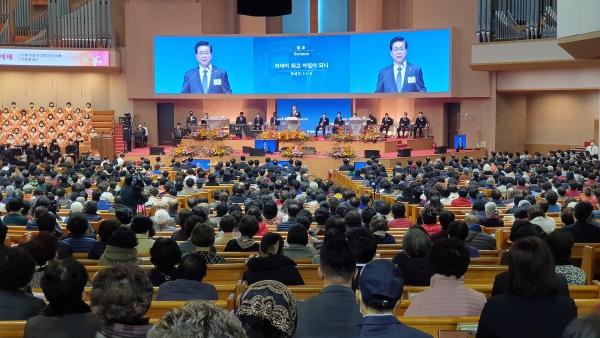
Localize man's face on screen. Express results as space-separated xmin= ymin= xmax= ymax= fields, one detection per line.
xmin=390 ymin=41 xmax=407 ymax=65
xmin=196 ymin=45 xmax=212 ymax=68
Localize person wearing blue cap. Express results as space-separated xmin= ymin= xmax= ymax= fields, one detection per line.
xmin=339 ymin=259 xmax=432 ymax=338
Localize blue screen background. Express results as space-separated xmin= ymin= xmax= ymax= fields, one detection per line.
xmin=276 ymin=98 xmax=352 ymax=134
xmin=154 ymin=37 xmax=254 ymax=94
xmin=349 ymin=29 xmax=451 ymax=93
xmin=154 ymin=29 xmax=450 ymax=94
xmin=255 ymin=140 xmax=279 ymax=152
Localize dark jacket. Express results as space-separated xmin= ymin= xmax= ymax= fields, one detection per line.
xmin=97 ymin=245 xmax=143 ymax=266
xmin=155 ymin=279 xmax=218 ymax=301
xmin=119 ymin=186 xmax=148 ymax=212
xmin=24 ymin=302 xmax=101 ymax=338
xmin=476 ymin=294 xmax=577 ymax=338
xmin=224 ymin=239 xmax=260 ymax=253
xmin=0 ymin=289 xmax=46 ymax=320
xmin=373 ymin=232 xmax=396 ymax=244
xmin=480 ymin=217 xmax=505 ymax=228
xmin=338 ymin=315 xmax=432 ymax=338
xmin=148 ymin=266 xmax=178 ymax=287
xmin=244 ymin=255 xmax=305 ymax=285
xmin=57 ymin=241 xmax=73 ymax=260
xmin=491 ymin=271 xmax=569 ymax=297
xmin=294 ymin=285 xmax=362 ymax=338
xmin=87 ymin=241 xmax=108 ymax=260
xmin=563 ymin=220 xmax=600 ymax=243
xmin=392 ymin=251 xmax=435 ymax=286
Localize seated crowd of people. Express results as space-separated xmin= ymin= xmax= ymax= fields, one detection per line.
xmin=0 ymin=149 xmax=599 ymax=337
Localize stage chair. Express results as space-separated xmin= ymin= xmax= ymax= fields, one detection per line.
xmin=172 ymin=131 xmax=182 ymax=146
xmin=134 ymin=131 xmax=145 ymax=148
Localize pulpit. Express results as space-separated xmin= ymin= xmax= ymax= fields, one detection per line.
xmin=347 ymin=117 xmax=366 ymax=136
xmin=91 ymin=136 xmax=114 ymax=160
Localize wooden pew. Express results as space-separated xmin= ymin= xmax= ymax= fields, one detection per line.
xmin=146 ymin=297 xmax=235 ymax=319
xmin=581 ymin=245 xmax=600 ymax=285
xmin=401 ymin=317 xmax=479 ymax=337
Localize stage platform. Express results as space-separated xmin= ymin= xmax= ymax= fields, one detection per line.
xmin=123 ymin=144 xmax=486 ymax=180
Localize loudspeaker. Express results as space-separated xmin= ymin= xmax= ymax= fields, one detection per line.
xmin=242 ymin=146 xmax=252 ymax=154
xmin=398 ymin=148 xmax=412 ymax=157
xmin=237 ymin=0 xmax=292 ymax=17
xmin=434 ymin=146 xmax=447 ymax=154
xmin=86 ymin=156 xmax=101 ymax=165
xmin=364 ymin=150 xmax=380 ymax=158
xmin=242 ymin=125 xmax=254 ymax=139
xmin=249 ymin=148 xmax=265 ymax=156
xmin=150 ymin=147 xmax=165 ymax=155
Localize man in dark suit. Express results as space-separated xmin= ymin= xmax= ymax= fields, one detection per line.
xmin=396 ymin=112 xmax=411 ymax=138
xmin=332 ymin=112 xmax=344 ymax=134
xmin=174 ymin=123 xmax=184 ymax=136
xmin=415 ymin=112 xmax=427 ymax=138
xmin=366 ymin=112 xmax=377 ymax=127
xmin=290 ymin=105 xmax=301 ymax=118
xmin=315 ymin=113 xmax=329 ymax=137
xmin=252 ymin=113 xmax=264 ymax=131
xmin=235 ymin=112 xmax=246 ymax=125
xmin=269 ymin=112 xmax=280 ymax=129
xmin=340 ymin=260 xmax=432 ymax=338
xmin=379 ymin=113 xmax=393 ymax=136
xmin=295 ymin=239 xmax=362 ymax=338
xmin=186 ymin=111 xmax=198 ymax=126
xmin=339 ymin=158 xmax=354 ymax=171
xmin=375 ymin=36 xmax=426 ymax=93
xmin=181 ymin=41 xmax=232 ymax=94
xmin=262 ymin=142 xmax=272 ymax=154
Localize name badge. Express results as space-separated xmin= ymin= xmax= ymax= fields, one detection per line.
xmin=407 ymin=76 xmax=416 ymax=84
xmin=213 ymin=79 xmax=222 ymax=86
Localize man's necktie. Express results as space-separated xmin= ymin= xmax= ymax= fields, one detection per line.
xmin=202 ymin=69 xmax=208 ymax=93
xmin=396 ymin=66 xmax=403 ymax=92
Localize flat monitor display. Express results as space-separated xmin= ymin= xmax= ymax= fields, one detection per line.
xmin=354 ymin=161 xmax=367 ymax=170
xmin=154 ymin=29 xmax=451 ymax=95
xmin=454 ymin=135 xmax=466 ymax=149
xmin=191 ymin=159 xmax=210 ymax=170
xmin=255 ymin=140 xmax=279 ymax=154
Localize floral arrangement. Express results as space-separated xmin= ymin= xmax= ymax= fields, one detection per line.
xmin=281 ymin=146 xmax=306 ymax=158
xmin=186 ymin=128 xmax=230 ymax=141
xmin=257 ymin=129 xmax=311 ymax=142
xmin=197 ymin=144 xmax=233 ymax=157
xmin=332 ymin=130 xmax=358 ymax=143
xmin=323 ymin=146 xmax=360 ymax=159
xmin=171 ymin=143 xmax=200 ymax=158
xmin=359 ymin=128 xmax=385 ymax=143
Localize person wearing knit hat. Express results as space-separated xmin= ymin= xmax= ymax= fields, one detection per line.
xmin=339 ymin=259 xmax=432 ymax=338
xmin=236 ymin=280 xmax=297 ymax=338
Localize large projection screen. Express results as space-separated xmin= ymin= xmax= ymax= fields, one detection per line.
xmin=154 ymin=29 xmax=450 ymax=95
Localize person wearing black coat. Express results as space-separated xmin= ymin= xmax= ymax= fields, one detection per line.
xmin=392 ymin=251 xmax=435 ymax=286
xmin=243 ymin=233 xmax=304 ymax=286
xmin=477 ymin=237 xmax=577 ymax=338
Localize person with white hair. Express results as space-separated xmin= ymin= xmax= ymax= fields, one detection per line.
xmin=22 ymin=184 xmax=33 ymax=197
xmin=0 ymin=185 xmax=14 ymax=212
xmin=153 ymin=209 xmax=175 ymax=232
xmin=482 ymin=202 xmax=504 ymax=227
xmin=63 ymin=201 xmax=96 ymax=235
xmin=98 ymin=192 xmax=113 ymax=211
xmin=309 ymin=181 xmax=318 ymax=191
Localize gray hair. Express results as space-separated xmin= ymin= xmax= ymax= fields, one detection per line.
xmin=154 ymin=209 xmax=170 ymax=225
xmin=100 ymin=192 xmax=113 ymax=202
xmin=294 ymin=194 xmax=306 ymax=204
xmin=22 ymin=184 xmax=33 ymax=194
xmin=147 ymin=301 xmax=247 ymax=338
xmin=485 ymin=202 xmax=500 ymax=216
xmin=4 ymin=185 xmax=14 ymax=197
xmin=402 ymin=227 xmax=431 ymax=257
xmin=70 ymin=202 xmax=84 ymax=213
xmin=369 ymin=214 xmax=389 ymax=232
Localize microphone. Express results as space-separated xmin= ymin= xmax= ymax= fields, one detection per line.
xmin=181 ymin=68 xmax=201 ymax=94
xmin=375 ymin=66 xmax=394 ymax=93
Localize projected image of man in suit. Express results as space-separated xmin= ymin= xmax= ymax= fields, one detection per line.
xmin=375 ymin=36 xmax=426 ymax=93
xmin=181 ymin=41 xmax=232 ymax=94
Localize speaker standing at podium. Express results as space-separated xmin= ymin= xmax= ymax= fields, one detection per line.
xmin=235 ymin=112 xmax=247 ymax=137
xmin=186 ymin=111 xmax=198 ymax=126
xmin=290 ymin=105 xmax=301 ymax=118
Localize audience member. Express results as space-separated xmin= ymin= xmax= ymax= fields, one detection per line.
xmin=283 ymin=223 xmax=318 ymax=259
xmin=244 ymin=233 xmax=304 ymax=285
xmin=155 ymin=253 xmax=218 ymax=301
xmin=225 ymin=215 xmax=260 ymax=252
xmin=147 ymin=238 xmax=181 ymax=287
xmin=392 ymin=226 xmax=435 ymax=286
xmin=0 ymin=247 xmax=45 ymax=319
xmin=189 ymin=223 xmax=226 ymax=264
xmin=98 ymin=227 xmax=143 ymax=266
xmin=546 ymin=229 xmax=586 ymax=286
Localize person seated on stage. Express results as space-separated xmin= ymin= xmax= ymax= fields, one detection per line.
xmin=262 ymin=142 xmax=273 ymax=155
xmin=66 ymin=139 xmax=78 ymax=157
xmin=253 ymin=113 xmax=264 ymax=131
xmin=415 ymin=111 xmax=427 ymax=138
xmin=236 ymin=112 xmax=246 ymax=125
xmin=56 ymin=134 xmax=66 ymax=147
xmin=379 ymin=113 xmax=393 ymax=137
xmin=66 ymin=126 xmax=76 ymax=140
xmin=174 ymin=123 xmax=184 ymax=138
xmin=367 ymin=112 xmax=377 ymax=127
xmin=89 ymin=128 xmax=97 ymax=138
xmin=200 ymin=112 xmax=209 ymax=126
xmin=315 ymin=113 xmax=329 ymax=137
xmin=47 ymin=126 xmax=56 ymax=140
xmin=56 ymin=120 xmax=67 ymax=134
xmin=65 ymin=114 xmax=75 ymax=127
xmin=19 ymin=120 xmax=29 ymax=135
xmin=22 ymin=134 xmax=30 ymax=146
xmin=332 ymin=111 xmax=344 ymax=134
xmin=12 ymin=129 xmax=21 ymax=144
xmin=75 ymin=133 xmax=84 ymax=144
xmin=269 ymin=112 xmax=280 ymax=129
xmin=397 ymin=112 xmax=411 ymax=138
